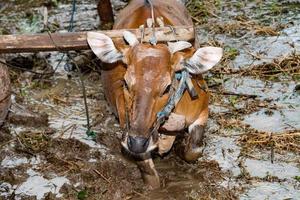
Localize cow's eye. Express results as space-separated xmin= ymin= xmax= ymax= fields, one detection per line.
xmin=124 ymin=80 xmax=129 ymax=90
xmin=162 ymin=84 xmax=171 ymax=95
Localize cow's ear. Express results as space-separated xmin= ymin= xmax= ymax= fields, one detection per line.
xmin=184 ymin=47 xmax=222 ymax=74
xmin=87 ymin=32 xmax=123 ymax=63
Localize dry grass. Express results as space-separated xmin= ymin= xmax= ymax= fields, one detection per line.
xmin=186 ymin=0 xmax=281 ymax=37
xmin=186 ymin=0 xmax=220 ymax=24
xmin=210 ymin=51 xmax=300 ymax=80
xmin=239 ymin=131 xmax=300 ymax=153
xmin=242 ymin=55 xmax=300 ymax=78
xmin=207 ymin=19 xmax=279 ymax=37
xmin=15 ymin=131 xmax=51 ymax=154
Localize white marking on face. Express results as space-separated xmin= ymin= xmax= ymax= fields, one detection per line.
xmin=136 ymin=49 xmax=161 ymax=62
xmin=124 ymin=67 xmax=136 ymax=88
xmin=188 ymin=119 xmax=201 ymax=133
xmin=146 ymin=137 xmax=158 ymax=152
xmin=144 ymin=87 xmax=152 ymax=94
xmin=144 ymin=70 xmax=156 ymax=81
xmin=121 ymin=136 xmax=129 ymax=149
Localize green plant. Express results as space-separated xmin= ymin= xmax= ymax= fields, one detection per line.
xmin=77 ymin=189 xmax=88 ymax=200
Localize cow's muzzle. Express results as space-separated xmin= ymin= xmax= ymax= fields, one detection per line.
xmin=127 ymin=135 xmax=149 ymax=153
xmin=121 ymin=132 xmax=158 ymax=160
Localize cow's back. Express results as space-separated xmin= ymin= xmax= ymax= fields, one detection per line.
xmin=114 ymin=0 xmax=193 ymax=29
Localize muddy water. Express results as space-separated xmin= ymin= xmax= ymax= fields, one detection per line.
xmin=1 ymin=0 xmax=300 ymax=199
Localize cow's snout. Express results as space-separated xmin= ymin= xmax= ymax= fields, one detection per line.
xmin=127 ymin=135 xmax=149 ymax=154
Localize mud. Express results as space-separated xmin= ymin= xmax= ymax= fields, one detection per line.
xmin=1 ymin=0 xmax=300 ymax=199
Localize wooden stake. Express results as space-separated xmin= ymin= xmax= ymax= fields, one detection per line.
xmin=97 ymin=0 xmax=114 ymax=29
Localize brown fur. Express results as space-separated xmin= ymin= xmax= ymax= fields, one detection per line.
xmin=97 ymin=0 xmax=214 ymax=188
xmin=102 ymin=0 xmax=209 ymax=132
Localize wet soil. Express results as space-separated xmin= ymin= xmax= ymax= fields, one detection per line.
xmin=1 ymin=0 xmax=300 ymax=199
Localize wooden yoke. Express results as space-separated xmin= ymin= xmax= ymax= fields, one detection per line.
xmin=0 ymin=26 xmax=194 ymax=54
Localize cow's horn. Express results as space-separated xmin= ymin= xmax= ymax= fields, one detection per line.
xmin=123 ymin=31 xmax=139 ymax=47
xmin=168 ymin=41 xmax=192 ymax=54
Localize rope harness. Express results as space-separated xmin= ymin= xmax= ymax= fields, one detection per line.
xmin=150 ymin=69 xmax=199 ymax=137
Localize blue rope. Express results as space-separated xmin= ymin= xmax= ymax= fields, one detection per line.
xmin=65 ymin=0 xmax=93 ymax=137
xmin=175 ymin=72 xmax=182 ymax=80
xmin=65 ymin=0 xmax=94 ymax=138
xmin=156 ymin=70 xmax=189 ymax=122
xmin=68 ymin=0 xmax=77 ymax=32
xmin=47 ymin=0 xmax=77 ymax=73
xmin=64 ymin=0 xmax=76 ymax=73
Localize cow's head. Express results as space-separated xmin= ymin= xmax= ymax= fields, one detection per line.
xmin=87 ymin=31 xmax=222 ymax=158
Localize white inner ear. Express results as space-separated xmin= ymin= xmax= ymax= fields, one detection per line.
xmin=123 ymin=31 xmax=139 ymax=47
xmin=87 ymin=32 xmax=123 ymax=63
xmin=168 ymin=41 xmax=192 ymax=54
xmin=185 ymin=47 xmax=223 ymax=74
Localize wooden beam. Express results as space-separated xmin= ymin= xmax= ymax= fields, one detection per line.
xmin=0 ymin=26 xmax=194 ymax=54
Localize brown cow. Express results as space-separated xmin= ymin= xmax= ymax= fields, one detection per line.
xmin=88 ymin=0 xmax=222 ymax=188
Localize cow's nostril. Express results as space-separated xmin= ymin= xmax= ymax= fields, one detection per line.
xmin=127 ymin=135 xmax=149 ymax=153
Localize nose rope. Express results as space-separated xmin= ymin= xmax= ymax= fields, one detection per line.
xmin=125 ymin=103 xmax=130 ymax=131
xmin=124 ymin=69 xmax=199 ymax=141
xmin=150 ymin=69 xmax=198 ymax=137
xmin=157 ymin=71 xmax=188 ymax=119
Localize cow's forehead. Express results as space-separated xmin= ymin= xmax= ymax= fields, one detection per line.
xmin=125 ymin=44 xmax=172 ymax=88
xmin=135 ymin=49 xmax=163 ymax=62
xmin=131 ymin=44 xmax=170 ymax=61
xmin=129 ymin=44 xmax=171 ymax=72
